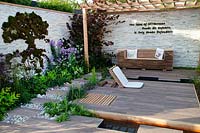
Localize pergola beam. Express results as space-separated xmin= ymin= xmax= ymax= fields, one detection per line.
xmin=80 ymin=0 xmax=200 ymax=12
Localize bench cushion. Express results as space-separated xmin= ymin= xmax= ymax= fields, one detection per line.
xmin=126 ymin=49 xmax=137 ymax=59
xmin=155 ymin=48 xmax=164 ymax=60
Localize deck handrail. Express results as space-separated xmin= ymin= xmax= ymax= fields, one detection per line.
xmin=90 ymin=110 xmax=200 ymax=133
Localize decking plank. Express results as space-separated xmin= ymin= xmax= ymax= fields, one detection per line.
xmin=84 ymin=80 xmax=200 ymax=125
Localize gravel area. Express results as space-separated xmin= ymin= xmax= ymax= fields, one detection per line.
xmin=48 ymin=86 xmax=69 ymax=91
xmin=1 ymin=74 xmax=99 ymax=125
xmin=21 ymin=103 xmax=43 ymax=110
xmin=3 ymin=115 xmax=29 ymax=124
xmin=37 ymin=94 xmax=64 ymax=101
xmin=36 ymin=111 xmax=57 ymax=120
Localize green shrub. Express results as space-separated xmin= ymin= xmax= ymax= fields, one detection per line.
xmin=56 ymin=112 xmax=70 ymax=122
xmin=12 ymin=78 xmax=34 ymax=104
xmin=69 ymin=103 xmax=94 ymax=117
xmin=82 ymin=67 xmax=99 ymax=90
xmin=67 ymin=86 xmax=87 ymax=101
xmin=196 ymin=65 xmax=200 ymax=73
xmin=87 ymin=67 xmax=98 ymax=85
xmin=38 ymin=0 xmax=78 ymax=13
xmin=43 ymin=99 xmax=93 ymax=123
xmin=0 ymin=87 xmax=19 ymax=120
xmin=66 ymin=54 xmax=84 ymax=79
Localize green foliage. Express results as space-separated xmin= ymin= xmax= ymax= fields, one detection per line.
xmin=67 ymin=86 xmax=87 ymax=101
xmin=0 ymin=53 xmax=83 ymax=105
xmin=81 ymin=67 xmax=99 ymax=90
xmin=99 ymin=67 xmax=110 ymax=80
xmin=66 ymin=54 xmax=84 ymax=79
xmin=7 ymin=65 xmax=74 ymax=105
xmin=87 ymin=67 xmax=98 ymax=85
xmin=196 ymin=65 xmax=200 ymax=73
xmin=67 ymin=68 xmax=99 ymax=101
xmin=0 ymin=0 xmax=78 ymax=13
xmin=56 ymin=112 xmax=70 ymax=122
xmin=11 ymin=78 xmax=35 ymax=104
xmin=66 ymin=12 xmax=119 ymax=69
xmin=43 ymin=99 xmax=94 ymax=123
xmin=38 ymin=0 xmax=78 ymax=13
xmin=0 ymin=87 xmax=19 ymax=120
xmin=69 ymin=103 xmax=94 ymax=117
xmin=0 ymin=0 xmax=32 ymax=6
xmin=44 ymin=68 xmax=72 ymax=87
xmin=2 ymin=12 xmax=49 ymax=74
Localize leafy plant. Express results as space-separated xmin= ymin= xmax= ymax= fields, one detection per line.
xmin=67 ymin=86 xmax=87 ymax=101
xmin=87 ymin=67 xmax=98 ymax=85
xmin=11 ymin=78 xmax=35 ymax=104
xmin=196 ymin=65 xmax=200 ymax=73
xmin=38 ymin=0 xmax=78 ymax=13
xmin=66 ymin=12 xmax=119 ymax=69
xmin=2 ymin=12 xmax=49 ymax=74
xmin=0 ymin=87 xmax=19 ymax=120
xmin=66 ymin=54 xmax=84 ymax=79
xmin=69 ymin=103 xmax=94 ymax=117
xmin=43 ymin=98 xmax=94 ymax=123
xmin=56 ymin=112 xmax=70 ymax=122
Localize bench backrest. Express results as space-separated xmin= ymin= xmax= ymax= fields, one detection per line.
xmin=137 ymin=49 xmax=156 ymax=58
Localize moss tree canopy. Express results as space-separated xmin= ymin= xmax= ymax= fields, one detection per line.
xmin=2 ymin=12 xmax=48 ymax=47
xmin=1 ymin=12 xmax=49 ymax=73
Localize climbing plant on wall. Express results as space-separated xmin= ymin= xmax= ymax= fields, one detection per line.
xmin=2 ymin=12 xmax=49 ymax=73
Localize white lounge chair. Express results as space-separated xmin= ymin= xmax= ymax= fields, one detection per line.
xmin=109 ymin=66 xmax=144 ymax=88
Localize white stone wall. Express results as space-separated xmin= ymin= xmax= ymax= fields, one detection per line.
xmin=1 ymin=3 xmax=200 ymax=67
xmin=0 ymin=3 xmax=72 ymax=58
xmin=104 ymin=9 xmax=200 ymax=67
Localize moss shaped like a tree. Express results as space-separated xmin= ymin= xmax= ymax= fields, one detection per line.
xmin=2 ymin=12 xmax=49 ymax=73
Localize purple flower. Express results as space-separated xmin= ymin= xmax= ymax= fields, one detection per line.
xmin=57 ymin=40 xmax=63 ymax=47
xmin=61 ymin=47 xmax=67 ymax=54
xmin=49 ymin=40 xmax=55 ymax=46
xmin=67 ymin=47 xmax=77 ymax=54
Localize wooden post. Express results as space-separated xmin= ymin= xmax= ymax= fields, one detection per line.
xmin=90 ymin=110 xmax=200 ymax=133
xmin=82 ymin=8 xmax=89 ymax=68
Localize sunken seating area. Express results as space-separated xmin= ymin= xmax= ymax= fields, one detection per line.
xmin=117 ymin=49 xmax=173 ymax=71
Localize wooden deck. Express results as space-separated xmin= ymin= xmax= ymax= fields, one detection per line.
xmin=123 ymin=69 xmax=198 ymax=82
xmin=80 ymin=69 xmax=200 ymax=132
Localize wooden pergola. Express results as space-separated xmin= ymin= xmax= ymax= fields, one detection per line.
xmin=80 ymin=0 xmax=200 ymax=67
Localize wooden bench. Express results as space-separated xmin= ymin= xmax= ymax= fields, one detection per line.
xmin=117 ymin=49 xmax=173 ymax=71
